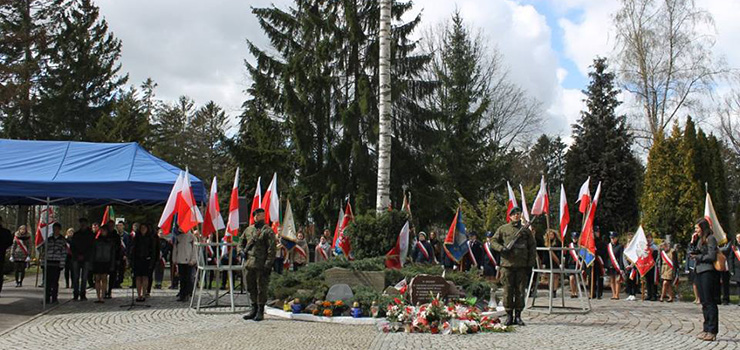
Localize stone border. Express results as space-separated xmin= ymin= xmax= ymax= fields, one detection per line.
xmin=264 ymin=306 xmax=379 ymax=325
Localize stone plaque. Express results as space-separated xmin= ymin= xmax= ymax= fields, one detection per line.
xmin=324 ymin=267 xmax=385 ymax=292
xmin=409 ymin=275 xmax=449 ymax=305
xmin=326 ymin=284 xmax=354 ymax=303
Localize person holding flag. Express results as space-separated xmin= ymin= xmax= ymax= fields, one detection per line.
xmin=239 ymin=208 xmax=276 ymax=322
xmin=491 ymin=207 xmax=536 ymax=327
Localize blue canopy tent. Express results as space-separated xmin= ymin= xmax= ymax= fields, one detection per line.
xmin=0 ymin=139 xmax=206 ymax=205
xmin=0 ymin=139 xmax=207 ymax=309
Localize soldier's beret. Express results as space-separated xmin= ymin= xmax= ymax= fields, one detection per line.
xmin=252 ymin=208 xmax=265 ymax=215
xmin=510 ymin=207 xmax=522 ymax=214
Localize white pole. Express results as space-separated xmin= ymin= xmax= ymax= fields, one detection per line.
xmin=42 ymin=197 xmax=50 ymax=310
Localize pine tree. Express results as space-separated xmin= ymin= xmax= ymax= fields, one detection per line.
xmin=188 ymin=101 xmax=228 ymax=182
xmin=641 ymin=125 xmax=682 ymax=239
xmin=151 ymin=96 xmax=191 ymax=167
xmin=564 ymin=57 xmax=641 ymax=232
xmin=37 ymin=0 xmax=127 ymax=140
xmin=0 ymin=0 xmax=58 ymax=138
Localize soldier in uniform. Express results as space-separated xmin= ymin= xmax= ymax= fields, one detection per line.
xmin=491 ymin=207 xmax=536 ymax=326
xmin=240 ymin=208 xmax=276 ymax=321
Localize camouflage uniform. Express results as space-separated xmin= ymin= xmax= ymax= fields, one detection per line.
xmin=491 ymin=221 xmax=536 ymax=312
xmin=240 ymin=224 xmax=276 ymax=305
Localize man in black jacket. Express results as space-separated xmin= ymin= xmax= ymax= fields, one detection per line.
xmin=71 ymin=218 xmax=95 ymax=301
xmin=0 ymin=216 xmax=13 ymax=295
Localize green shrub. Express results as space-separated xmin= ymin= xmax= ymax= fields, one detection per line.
xmin=345 ymin=210 xmax=410 ymax=259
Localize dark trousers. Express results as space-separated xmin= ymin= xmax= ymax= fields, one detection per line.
xmin=147 ymin=268 xmax=155 ymax=295
xmin=71 ymin=260 xmax=91 ymax=297
xmin=246 ymin=267 xmax=269 ymax=305
xmin=177 ymin=264 xmax=193 ymax=298
xmin=644 ymin=269 xmax=657 ymax=300
xmin=14 ymin=261 xmax=26 ymax=285
xmin=44 ymin=264 xmax=62 ymax=302
xmin=696 ymin=270 xmax=720 ymax=334
xmin=154 ymin=262 xmax=164 ymax=287
xmin=590 ymin=267 xmax=603 ymax=298
xmin=719 ymin=271 xmax=730 ymax=303
xmin=273 ymin=258 xmax=284 ymax=275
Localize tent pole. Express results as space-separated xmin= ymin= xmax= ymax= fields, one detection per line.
xmin=42 ymin=197 xmax=50 ymax=310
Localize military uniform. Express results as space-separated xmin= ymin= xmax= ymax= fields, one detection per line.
xmin=491 ymin=220 xmax=536 ymax=321
xmin=240 ymin=223 xmax=276 ymax=320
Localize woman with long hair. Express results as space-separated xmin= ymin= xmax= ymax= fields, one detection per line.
xmin=10 ymin=225 xmax=31 ymax=287
xmin=690 ymin=218 xmax=720 ymax=342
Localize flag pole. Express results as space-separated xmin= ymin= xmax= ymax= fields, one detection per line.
xmin=42 ymin=198 xmax=50 ymax=310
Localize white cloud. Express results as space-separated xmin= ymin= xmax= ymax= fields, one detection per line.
xmin=558 ymin=1 xmax=620 ymax=77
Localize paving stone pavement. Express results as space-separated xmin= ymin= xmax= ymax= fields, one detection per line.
xmin=0 ymin=288 xmax=738 ymax=350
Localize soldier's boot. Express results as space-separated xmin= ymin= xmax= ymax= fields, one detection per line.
xmin=254 ymin=304 xmax=265 ymax=321
xmin=243 ymin=304 xmax=258 ymax=320
xmin=515 ymin=310 xmax=525 ymax=326
xmin=504 ymin=310 xmax=514 ymax=326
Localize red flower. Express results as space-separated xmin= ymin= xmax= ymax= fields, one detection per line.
xmin=394 ymin=298 xmax=402 ymax=305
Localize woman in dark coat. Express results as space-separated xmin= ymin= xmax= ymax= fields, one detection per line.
xmin=689 ymin=218 xmax=720 ymax=342
xmin=131 ymin=223 xmax=157 ymax=302
xmin=92 ymin=226 xmax=116 ymax=303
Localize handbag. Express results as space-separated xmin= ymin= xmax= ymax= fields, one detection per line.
xmin=714 ymin=249 xmax=727 ymax=272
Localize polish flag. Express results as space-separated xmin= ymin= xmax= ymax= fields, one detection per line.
xmin=176 ymin=169 xmax=203 ymax=233
xmin=579 ymin=181 xmax=602 ymax=257
xmin=505 ymin=181 xmax=518 ymax=222
xmin=558 ymin=184 xmax=570 ymax=241
xmin=331 ymin=206 xmax=344 ymax=250
xmin=158 ymin=171 xmax=184 ymax=235
xmin=385 ymin=221 xmax=410 ymax=269
xmin=261 ymin=173 xmax=279 ymax=226
xmin=35 ymin=206 xmax=56 ymax=247
xmin=531 ymin=176 xmax=549 ymax=215
xmin=226 ymin=168 xmax=241 ymax=234
xmin=336 ymin=201 xmax=354 ymax=259
xmin=519 ymin=184 xmax=530 ymax=223
xmin=704 ymin=191 xmax=728 ymax=245
xmin=249 ymin=176 xmax=261 ymax=226
xmin=576 ymin=177 xmax=591 ymax=214
xmin=202 ymin=176 xmax=225 ymax=237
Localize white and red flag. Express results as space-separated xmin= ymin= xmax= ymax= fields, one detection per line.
xmin=704 ymin=190 xmax=727 ymax=244
xmin=261 ymin=173 xmax=279 ymax=226
xmin=505 ymin=181 xmax=518 ymax=222
xmin=623 ymin=226 xmax=655 ymax=276
xmin=158 ymin=171 xmax=184 ymax=235
xmin=576 ymin=176 xmax=591 ymax=214
xmin=559 ymin=184 xmax=570 ymax=241
xmin=226 ymin=168 xmax=241 ymax=235
xmin=202 ymin=176 xmax=225 ymax=237
xmin=335 ymin=201 xmax=354 ymax=259
xmin=35 ymin=206 xmax=56 ymax=247
xmin=519 ymin=184 xmax=530 ymax=223
xmin=331 ymin=206 xmax=344 ymax=250
xmin=176 ymin=169 xmax=203 ymax=233
xmin=249 ymin=176 xmax=261 ymax=226
xmin=385 ymin=221 xmax=410 ymax=269
xmin=531 ymin=175 xmax=549 ymax=215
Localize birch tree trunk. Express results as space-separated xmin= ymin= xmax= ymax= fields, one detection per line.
xmin=376 ymin=0 xmax=392 ymax=214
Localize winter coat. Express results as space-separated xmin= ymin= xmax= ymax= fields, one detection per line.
xmin=10 ymin=231 xmax=32 ymax=261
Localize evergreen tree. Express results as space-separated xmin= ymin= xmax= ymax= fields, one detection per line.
xmin=37 ymin=0 xmax=127 ymax=140
xmin=641 ymin=125 xmax=683 ymax=239
xmin=564 ymin=57 xmax=641 ymax=232
xmin=151 ymin=96 xmax=191 ymax=167
xmin=188 ymin=101 xmax=228 ymax=183
xmin=246 ymin=0 xmax=434 ymax=229
xmin=0 ymin=0 xmax=57 ymax=138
